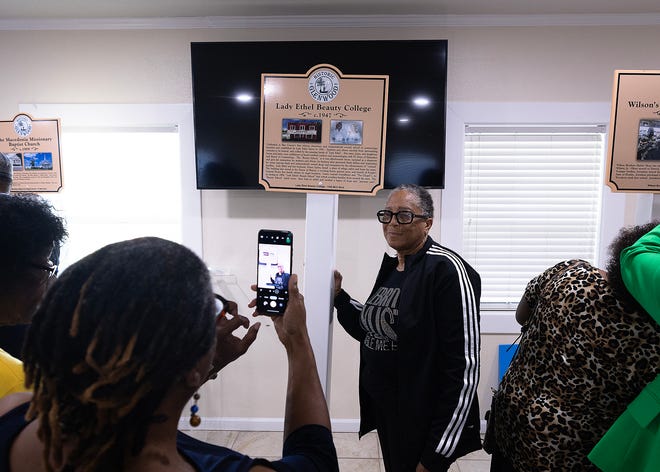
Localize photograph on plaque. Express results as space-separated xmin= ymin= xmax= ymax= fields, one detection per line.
xmin=330 ymin=120 xmax=363 ymax=145
xmin=636 ymin=119 xmax=660 ymax=161
xmin=606 ymin=70 xmax=660 ymax=192
xmin=281 ymin=119 xmax=322 ymax=143
xmin=5 ymin=152 xmax=23 ymax=170
xmin=23 ymin=152 xmax=54 ymax=170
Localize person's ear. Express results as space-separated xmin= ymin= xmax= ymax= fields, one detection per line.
xmin=184 ymin=369 xmax=203 ymax=389
xmin=184 ymin=352 xmax=212 ymax=389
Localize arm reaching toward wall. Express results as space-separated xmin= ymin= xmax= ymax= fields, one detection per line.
xmin=249 ymin=274 xmax=338 ymax=471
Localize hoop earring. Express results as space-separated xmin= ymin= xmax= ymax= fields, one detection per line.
xmin=189 ymin=392 xmax=201 ymax=427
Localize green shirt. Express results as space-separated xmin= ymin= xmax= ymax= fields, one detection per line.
xmin=620 ymin=223 xmax=660 ymax=324
xmin=589 ymin=224 xmax=660 ymax=471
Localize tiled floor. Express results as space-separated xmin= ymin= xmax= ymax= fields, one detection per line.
xmin=183 ymin=429 xmax=491 ymax=471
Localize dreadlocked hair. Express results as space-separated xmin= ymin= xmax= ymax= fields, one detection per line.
xmin=605 ymin=220 xmax=660 ymax=314
xmin=22 ymin=237 xmax=216 ymax=472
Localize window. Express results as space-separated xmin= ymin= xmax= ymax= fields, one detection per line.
xmin=20 ymin=104 xmax=201 ymax=271
xmin=45 ymin=128 xmax=181 ymax=269
xmin=463 ymin=125 xmax=605 ymax=306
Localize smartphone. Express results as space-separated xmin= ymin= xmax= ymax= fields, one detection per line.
xmin=257 ymin=229 xmax=293 ymax=315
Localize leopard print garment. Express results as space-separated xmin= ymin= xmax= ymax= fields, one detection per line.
xmin=493 ymin=259 xmax=660 ymax=471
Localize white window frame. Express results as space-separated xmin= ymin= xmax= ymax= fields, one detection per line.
xmin=442 ymin=102 xmax=628 ymax=333
xmin=19 ymin=103 xmax=202 ymax=258
xmin=463 ymin=124 xmax=606 ymax=306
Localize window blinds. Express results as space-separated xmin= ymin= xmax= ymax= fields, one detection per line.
xmin=463 ymin=125 xmax=605 ymax=305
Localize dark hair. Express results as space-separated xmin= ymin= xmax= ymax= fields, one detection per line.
xmin=606 ymin=221 xmax=660 ymax=313
xmin=0 ymin=193 xmax=67 ymax=289
xmin=392 ymin=184 xmax=434 ymax=218
xmin=0 ymin=152 xmax=13 ymax=183
xmin=23 ymin=237 xmax=216 ymax=472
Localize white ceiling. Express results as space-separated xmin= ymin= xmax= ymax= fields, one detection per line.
xmin=2 ymin=0 xmax=660 ymax=19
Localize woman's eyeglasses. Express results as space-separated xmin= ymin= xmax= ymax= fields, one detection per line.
xmin=29 ymin=261 xmax=58 ymax=279
xmin=377 ymin=210 xmax=428 ymax=224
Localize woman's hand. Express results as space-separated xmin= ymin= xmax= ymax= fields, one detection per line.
xmin=207 ymin=301 xmax=260 ymax=379
xmin=333 ymin=269 xmax=343 ymax=298
xmin=415 ymin=462 xmax=430 ymax=472
xmin=251 ymin=274 xmax=331 ymax=437
xmin=249 ymin=274 xmax=309 ymax=350
xmin=271 ymin=274 xmax=308 ymax=350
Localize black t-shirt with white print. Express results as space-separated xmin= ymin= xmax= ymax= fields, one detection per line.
xmin=360 ymin=268 xmax=406 ymax=406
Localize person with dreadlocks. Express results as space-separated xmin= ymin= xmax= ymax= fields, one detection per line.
xmin=0 ymin=193 xmax=67 ymax=398
xmin=0 ymin=237 xmax=338 ymax=472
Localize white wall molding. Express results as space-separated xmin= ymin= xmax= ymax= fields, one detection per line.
xmin=2 ymin=13 xmax=660 ymax=31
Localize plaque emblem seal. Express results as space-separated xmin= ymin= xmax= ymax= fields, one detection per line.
xmin=308 ymin=69 xmax=340 ymax=103
xmin=13 ymin=115 xmax=33 ymax=137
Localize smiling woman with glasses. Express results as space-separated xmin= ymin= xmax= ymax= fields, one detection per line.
xmin=334 ymin=184 xmax=482 ymax=472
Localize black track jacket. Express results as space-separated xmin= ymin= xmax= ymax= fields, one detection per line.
xmin=335 ymin=237 xmax=482 ymax=470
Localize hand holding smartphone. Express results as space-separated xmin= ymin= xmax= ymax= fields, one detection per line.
xmin=257 ymin=229 xmax=293 ymax=315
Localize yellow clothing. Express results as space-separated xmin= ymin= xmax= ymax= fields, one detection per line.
xmin=0 ymin=348 xmax=28 ymax=398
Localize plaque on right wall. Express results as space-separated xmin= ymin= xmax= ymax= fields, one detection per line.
xmin=606 ymin=70 xmax=660 ymax=192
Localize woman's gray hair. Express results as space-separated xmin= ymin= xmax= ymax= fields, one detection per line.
xmin=392 ymin=184 xmax=434 ymax=218
xmin=0 ymin=152 xmax=13 ymax=184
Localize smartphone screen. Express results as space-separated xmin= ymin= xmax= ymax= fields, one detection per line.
xmin=257 ymin=229 xmax=293 ymax=315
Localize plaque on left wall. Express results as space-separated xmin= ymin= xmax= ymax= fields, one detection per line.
xmin=0 ymin=113 xmax=63 ymax=192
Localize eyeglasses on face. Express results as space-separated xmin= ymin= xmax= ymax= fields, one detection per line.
xmin=29 ymin=261 xmax=58 ymax=279
xmin=376 ymin=209 xmax=428 ymax=224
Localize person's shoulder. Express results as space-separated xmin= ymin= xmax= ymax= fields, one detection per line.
xmin=0 ymin=392 xmax=32 ymax=417
xmin=423 ymin=243 xmax=480 ymax=285
xmin=0 ymin=348 xmax=22 ymax=367
xmin=550 ymin=259 xmax=592 ymax=274
xmin=425 ymin=241 xmax=474 ymax=270
xmin=535 ymin=260 xmax=594 ymax=287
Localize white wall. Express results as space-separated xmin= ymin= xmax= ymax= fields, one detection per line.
xmin=2 ymin=20 xmax=659 ymax=430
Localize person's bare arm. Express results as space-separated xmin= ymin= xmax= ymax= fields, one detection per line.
xmin=269 ymin=274 xmax=331 ymax=436
xmin=250 ymin=274 xmax=331 ymax=437
xmin=0 ymin=392 xmax=32 ymax=417
xmin=247 ymin=274 xmax=336 ymax=472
